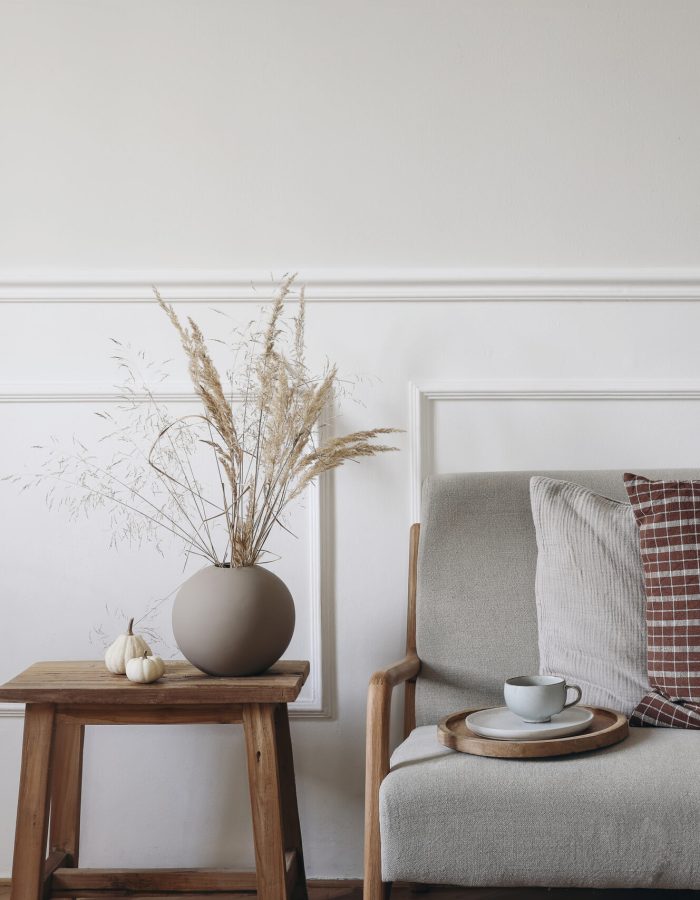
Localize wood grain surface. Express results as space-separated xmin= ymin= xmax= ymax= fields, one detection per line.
xmin=49 ymin=719 xmax=84 ymax=865
xmin=403 ymin=522 xmax=421 ymax=740
xmin=55 ymin=703 xmax=245 ymax=725
xmin=243 ymin=703 xmax=290 ymax=900
xmin=10 ymin=704 xmax=55 ymax=900
xmin=438 ymin=706 xmax=629 ymax=759
xmin=0 ymin=660 xmax=309 ymax=705
xmin=49 ymin=858 xmax=294 ymax=892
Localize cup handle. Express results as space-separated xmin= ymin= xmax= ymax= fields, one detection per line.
xmin=564 ymin=684 xmax=582 ymax=709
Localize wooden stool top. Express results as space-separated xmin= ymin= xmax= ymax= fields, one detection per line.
xmin=0 ymin=659 xmax=309 ymax=705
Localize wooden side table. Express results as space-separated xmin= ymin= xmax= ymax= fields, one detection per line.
xmin=0 ymin=659 xmax=310 ymax=900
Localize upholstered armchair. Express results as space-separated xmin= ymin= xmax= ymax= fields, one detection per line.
xmin=364 ymin=471 xmax=700 ymax=897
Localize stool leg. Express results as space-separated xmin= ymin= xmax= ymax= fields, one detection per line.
xmin=11 ymin=703 xmax=56 ymax=900
xmin=274 ymin=704 xmax=308 ymax=900
xmin=243 ymin=703 xmax=289 ymax=900
xmin=49 ymin=720 xmax=84 ymax=866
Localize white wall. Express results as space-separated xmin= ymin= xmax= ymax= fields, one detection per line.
xmin=2 ymin=0 xmax=700 ymax=879
xmin=3 ymin=0 xmax=700 ymax=270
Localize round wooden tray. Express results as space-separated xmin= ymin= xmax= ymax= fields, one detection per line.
xmin=437 ymin=706 xmax=628 ymax=759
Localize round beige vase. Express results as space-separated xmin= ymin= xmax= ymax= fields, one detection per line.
xmin=172 ymin=565 xmax=295 ymax=676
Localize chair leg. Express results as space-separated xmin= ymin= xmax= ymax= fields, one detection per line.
xmin=49 ymin=720 xmax=84 ymax=863
xmin=364 ymin=684 xmax=390 ymax=900
xmin=273 ymin=704 xmax=308 ymax=900
xmin=244 ymin=702 xmax=290 ymax=900
xmin=11 ymin=704 xmax=56 ymax=900
xmin=364 ymin=808 xmax=391 ymax=900
xmin=49 ymin=719 xmax=84 ymax=899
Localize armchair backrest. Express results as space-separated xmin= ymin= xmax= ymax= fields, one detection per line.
xmin=413 ymin=468 xmax=700 ymax=726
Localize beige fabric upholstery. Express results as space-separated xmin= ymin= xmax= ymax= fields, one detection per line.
xmin=380 ymin=725 xmax=700 ymax=889
xmin=531 ymin=476 xmax=649 ymax=716
xmin=415 ymin=469 xmax=700 ymax=726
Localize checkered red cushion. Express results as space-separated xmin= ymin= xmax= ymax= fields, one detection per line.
xmin=624 ymin=473 xmax=700 ymax=727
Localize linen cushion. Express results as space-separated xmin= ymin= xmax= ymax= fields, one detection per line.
xmin=624 ymin=473 xmax=700 ymax=727
xmin=380 ymin=725 xmax=700 ymax=889
xmin=530 ymin=476 xmax=648 ymax=717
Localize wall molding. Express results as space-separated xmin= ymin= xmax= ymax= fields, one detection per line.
xmin=0 ymin=384 xmax=209 ymax=403
xmin=4 ymin=268 xmax=700 ymax=301
xmin=0 ymin=383 xmax=331 ymax=719
xmin=409 ymin=378 xmax=700 ymax=522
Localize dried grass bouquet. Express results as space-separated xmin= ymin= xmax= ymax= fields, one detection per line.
xmin=18 ymin=275 xmax=398 ymax=568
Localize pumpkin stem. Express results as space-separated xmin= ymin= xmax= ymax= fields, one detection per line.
xmin=143 ymin=650 xmax=149 ymax=659
xmin=127 ymin=617 xmax=134 ymax=635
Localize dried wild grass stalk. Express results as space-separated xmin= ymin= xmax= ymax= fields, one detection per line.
xmin=15 ymin=276 xmax=399 ymax=568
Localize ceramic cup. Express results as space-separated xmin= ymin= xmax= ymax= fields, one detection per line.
xmin=504 ymin=674 xmax=582 ymax=723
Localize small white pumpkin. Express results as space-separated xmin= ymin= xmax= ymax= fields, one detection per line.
xmin=126 ymin=651 xmax=165 ymax=684
xmin=104 ymin=617 xmax=152 ymax=674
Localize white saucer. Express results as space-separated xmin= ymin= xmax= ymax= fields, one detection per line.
xmin=465 ymin=706 xmax=595 ymax=741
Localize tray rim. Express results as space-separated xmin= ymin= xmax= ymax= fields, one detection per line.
xmin=437 ymin=705 xmax=629 ymax=759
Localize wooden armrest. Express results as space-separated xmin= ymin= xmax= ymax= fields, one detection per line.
xmin=369 ymin=652 xmax=421 ymax=689
xmin=365 ymin=652 xmax=421 ymax=781
xmin=364 ymin=651 xmax=421 ymax=898
xmin=365 ymin=523 xmax=421 ymax=900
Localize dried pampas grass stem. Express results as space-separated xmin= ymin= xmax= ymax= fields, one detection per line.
xmin=19 ymin=275 xmax=399 ymax=568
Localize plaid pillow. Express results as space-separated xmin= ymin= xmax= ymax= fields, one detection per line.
xmin=624 ymin=473 xmax=700 ymax=727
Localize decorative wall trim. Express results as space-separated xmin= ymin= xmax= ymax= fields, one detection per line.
xmin=408 ymin=379 xmax=700 ymax=522
xmin=0 ymin=383 xmax=331 ymax=719
xmin=3 ymin=268 xmax=700 ymax=301
xmin=0 ymin=384 xmax=198 ymax=403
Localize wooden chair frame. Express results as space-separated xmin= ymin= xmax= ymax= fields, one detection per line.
xmin=364 ymin=523 xmax=421 ymax=900
xmin=363 ymin=526 xmax=693 ymax=900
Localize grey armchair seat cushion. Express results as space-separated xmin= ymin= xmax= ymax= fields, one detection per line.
xmin=380 ymin=725 xmax=700 ymax=890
